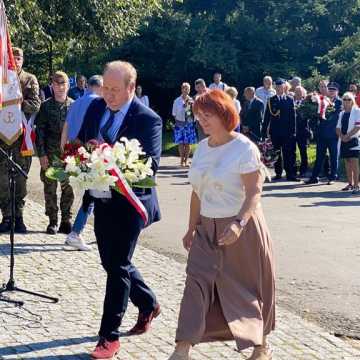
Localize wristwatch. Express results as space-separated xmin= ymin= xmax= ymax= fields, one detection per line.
xmin=234 ymin=218 xmax=246 ymax=228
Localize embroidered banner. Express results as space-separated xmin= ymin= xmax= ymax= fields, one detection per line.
xmin=0 ymin=1 xmax=26 ymax=147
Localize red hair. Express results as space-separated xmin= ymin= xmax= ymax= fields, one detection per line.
xmin=193 ymin=89 xmax=240 ymax=131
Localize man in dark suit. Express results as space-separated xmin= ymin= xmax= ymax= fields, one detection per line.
xmin=241 ymin=86 xmax=264 ymax=142
xmin=77 ymin=61 xmax=162 ymax=359
xmin=262 ymin=78 xmax=298 ymax=181
xmin=305 ymin=82 xmax=342 ymax=185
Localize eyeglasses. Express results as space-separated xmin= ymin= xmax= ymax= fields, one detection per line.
xmin=343 ymin=99 xmax=352 ymax=102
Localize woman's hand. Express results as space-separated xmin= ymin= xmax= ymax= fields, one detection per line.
xmin=218 ymin=221 xmax=242 ymax=246
xmin=183 ymin=229 xmax=195 ymax=251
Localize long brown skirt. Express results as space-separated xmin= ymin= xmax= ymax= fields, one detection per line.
xmin=175 ymin=206 xmax=275 ymax=350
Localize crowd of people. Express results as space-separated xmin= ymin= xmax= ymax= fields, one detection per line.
xmin=0 ymin=46 xmax=357 ymax=360
xmin=171 ymin=72 xmax=360 ymax=192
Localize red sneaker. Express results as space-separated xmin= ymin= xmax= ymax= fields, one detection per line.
xmin=90 ymin=337 xmax=120 ymax=359
xmin=128 ymin=303 xmax=161 ymax=335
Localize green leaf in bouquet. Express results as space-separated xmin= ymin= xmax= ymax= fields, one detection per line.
xmin=132 ymin=177 xmax=157 ymax=188
xmin=45 ymin=167 xmax=69 ymax=182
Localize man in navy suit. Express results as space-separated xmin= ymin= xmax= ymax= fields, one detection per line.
xmin=77 ymin=61 xmax=162 ymax=359
xmin=262 ymin=78 xmax=299 ymax=181
xmin=241 ymin=86 xmax=264 ymax=142
xmin=305 ymin=82 xmax=342 ymax=185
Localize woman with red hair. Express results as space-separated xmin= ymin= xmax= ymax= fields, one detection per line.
xmin=168 ymin=89 xmax=275 ymax=360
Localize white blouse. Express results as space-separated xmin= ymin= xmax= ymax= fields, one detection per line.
xmin=336 ymin=106 xmax=360 ymax=138
xmin=188 ymin=133 xmax=263 ymax=218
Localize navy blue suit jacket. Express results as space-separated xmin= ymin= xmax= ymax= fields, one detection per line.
xmin=318 ymin=97 xmax=342 ymax=139
xmin=78 ymin=97 xmax=162 ymax=226
xmin=263 ymin=95 xmax=296 ymax=139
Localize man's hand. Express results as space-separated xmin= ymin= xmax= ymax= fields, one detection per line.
xmin=342 ymin=134 xmax=350 ymax=143
xmin=39 ymin=155 xmax=49 ymax=170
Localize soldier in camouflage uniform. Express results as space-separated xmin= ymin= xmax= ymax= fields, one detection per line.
xmin=35 ymin=71 xmax=74 ymax=235
xmin=0 ymin=47 xmax=41 ymax=234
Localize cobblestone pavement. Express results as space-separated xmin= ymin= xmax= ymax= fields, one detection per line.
xmin=0 ymin=200 xmax=359 ymax=360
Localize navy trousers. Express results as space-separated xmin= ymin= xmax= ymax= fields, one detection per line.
xmin=272 ymin=135 xmax=296 ymax=178
xmin=296 ymin=136 xmax=308 ymax=175
xmin=311 ymin=137 xmax=338 ymax=180
xmin=94 ymin=195 xmax=157 ymax=341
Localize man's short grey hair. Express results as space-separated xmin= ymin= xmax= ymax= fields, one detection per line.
xmin=290 ymin=77 xmax=302 ymax=86
xmin=104 ymin=61 xmax=137 ymax=86
xmin=263 ymin=76 xmax=273 ymax=82
xmin=88 ymin=75 xmax=103 ymax=88
xmin=195 ymin=78 xmax=206 ymax=86
xmin=244 ymin=86 xmax=255 ymax=94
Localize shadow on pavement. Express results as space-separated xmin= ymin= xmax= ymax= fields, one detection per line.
xmin=262 ymin=190 xmax=356 ymax=199
xmin=263 ymin=183 xmax=310 ymax=191
xmin=301 ymin=200 xmax=360 ymax=207
xmin=0 ymin=336 xmax=97 ymax=357
xmin=0 ymin=242 xmax=68 ymax=256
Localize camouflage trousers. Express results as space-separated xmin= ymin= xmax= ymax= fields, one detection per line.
xmin=40 ymin=167 xmax=74 ymax=224
xmin=0 ymin=137 xmax=32 ymax=218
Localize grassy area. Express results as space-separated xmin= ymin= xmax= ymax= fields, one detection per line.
xmin=296 ymin=143 xmax=316 ymax=169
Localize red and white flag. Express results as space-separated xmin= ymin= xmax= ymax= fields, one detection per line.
xmin=0 ymin=0 xmax=34 ymax=155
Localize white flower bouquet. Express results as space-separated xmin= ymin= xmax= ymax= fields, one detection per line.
xmin=46 ymin=138 xmax=156 ymax=223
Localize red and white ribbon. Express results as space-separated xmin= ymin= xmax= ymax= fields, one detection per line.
xmin=315 ymin=94 xmax=330 ymax=120
xmin=97 ymin=142 xmax=149 ymax=224
xmin=108 ymin=166 xmax=149 ymax=225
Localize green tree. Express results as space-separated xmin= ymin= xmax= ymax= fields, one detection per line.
xmin=4 ymin=0 xmax=169 ymax=82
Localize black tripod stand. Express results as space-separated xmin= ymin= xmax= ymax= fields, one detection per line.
xmin=0 ymin=147 xmax=58 ymax=306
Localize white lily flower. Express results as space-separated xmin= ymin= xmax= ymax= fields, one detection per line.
xmin=124 ymin=170 xmax=139 ymax=184
xmin=78 ymin=146 xmax=90 ymax=159
xmin=64 ymin=156 xmax=81 ymax=174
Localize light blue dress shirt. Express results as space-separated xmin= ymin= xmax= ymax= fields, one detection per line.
xmin=66 ymin=90 xmax=99 ymax=141
xmin=91 ymin=98 xmax=133 ymax=199
xmin=98 ymin=98 xmax=133 ymax=144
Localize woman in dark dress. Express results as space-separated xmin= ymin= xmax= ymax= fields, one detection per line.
xmin=336 ymin=92 xmax=360 ymax=194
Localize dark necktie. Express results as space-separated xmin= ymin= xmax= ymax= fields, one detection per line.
xmin=100 ymin=110 xmax=118 ymax=144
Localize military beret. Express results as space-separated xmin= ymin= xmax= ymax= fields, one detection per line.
xmin=274 ymin=78 xmax=286 ymax=85
xmin=12 ymin=47 xmax=23 ymax=57
xmin=327 ymin=82 xmax=340 ymax=91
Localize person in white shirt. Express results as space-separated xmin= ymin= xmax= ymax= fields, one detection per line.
xmin=255 ymin=76 xmax=276 ymax=107
xmin=336 ymin=92 xmax=360 ymax=193
xmin=209 ymin=72 xmax=227 ymax=91
xmin=194 ymin=78 xmax=208 ymax=141
xmin=172 ymin=82 xmax=197 ymax=167
xmin=225 ymin=86 xmax=241 ymax=132
xmin=168 ymin=89 xmax=275 ymax=360
xmin=135 ymin=85 xmax=150 ymax=107
xmin=225 ymin=86 xmax=241 ymax=114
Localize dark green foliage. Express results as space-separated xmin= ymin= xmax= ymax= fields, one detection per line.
xmin=4 ymin=0 xmax=360 ymax=113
